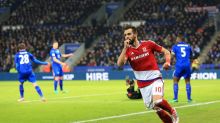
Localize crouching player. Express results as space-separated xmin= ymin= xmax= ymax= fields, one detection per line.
xmin=15 ymin=43 xmax=48 ymax=102
xmin=126 ymin=76 xmax=142 ymax=99
xmin=117 ymin=25 xmax=179 ymax=123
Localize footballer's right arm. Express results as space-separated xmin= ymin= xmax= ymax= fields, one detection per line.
xmin=117 ymin=48 xmax=128 ymax=67
xmin=62 ymin=53 xmax=73 ymax=58
xmin=14 ymin=55 xmax=20 ymax=71
xmin=117 ymin=39 xmax=130 ymax=66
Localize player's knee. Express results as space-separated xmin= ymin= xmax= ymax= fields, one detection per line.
xmin=185 ymin=82 xmax=190 ymax=84
xmin=153 ymin=106 xmax=161 ymax=111
xmin=145 ymin=98 xmax=162 ymax=110
xmin=153 ymin=95 xmax=163 ymax=101
xmin=32 ymin=82 xmax=38 ymax=87
xmin=54 ymin=77 xmax=59 ymax=81
xmin=153 ymin=98 xmax=163 ymax=108
xmin=174 ymin=81 xmax=179 ymax=84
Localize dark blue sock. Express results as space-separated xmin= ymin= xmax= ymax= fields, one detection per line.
xmin=35 ymin=86 xmax=43 ymax=97
xmin=54 ymin=80 xmax=58 ymax=91
xmin=59 ymin=80 xmax=63 ymax=91
xmin=19 ymin=84 xmax=24 ymax=98
xmin=173 ymin=83 xmax=178 ymax=100
xmin=186 ymin=83 xmax=191 ymax=100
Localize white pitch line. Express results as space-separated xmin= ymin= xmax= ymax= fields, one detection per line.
xmin=21 ymin=92 xmax=123 ymax=103
xmin=72 ymin=100 xmax=220 ymax=123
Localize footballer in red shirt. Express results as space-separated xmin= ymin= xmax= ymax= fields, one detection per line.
xmin=117 ymin=25 xmax=179 ymax=123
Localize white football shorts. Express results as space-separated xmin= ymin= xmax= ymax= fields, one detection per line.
xmin=140 ymin=79 xmax=164 ymax=109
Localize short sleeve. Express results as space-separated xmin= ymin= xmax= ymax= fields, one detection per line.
xmin=50 ymin=50 xmax=56 ymax=57
xmin=147 ymin=40 xmax=162 ymax=52
xmin=189 ymin=46 xmax=193 ymax=58
xmin=171 ymin=45 xmax=176 ymax=55
xmin=29 ymin=53 xmax=34 ymax=61
xmin=14 ymin=54 xmax=18 ymax=64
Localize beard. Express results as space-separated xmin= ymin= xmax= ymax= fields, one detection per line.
xmin=129 ymin=39 xmax=135 ymax=45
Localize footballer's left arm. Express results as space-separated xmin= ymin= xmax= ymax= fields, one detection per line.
xmin=29 ymin=53 xmax=48 ymax=65
xmin=150 ymin=41 xmax=171 ymax=68
xmin=161 ymin=47 xmax=171 ymax=69
xmin=190 ymin=47 xmax=193 ymax=64
xmin=62 ymin=53 xmax=73 ymax=58
xmin=32 ymin=58 xmax=48 ymax=65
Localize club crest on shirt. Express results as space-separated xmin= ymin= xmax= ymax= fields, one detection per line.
xmin=142 ymin=47 xmax=147 ymax=52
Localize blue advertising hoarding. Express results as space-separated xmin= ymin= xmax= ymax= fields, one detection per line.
xmin=65 ymin=43 xmax=80 ymax=54
xmin=105 ymin=2 xmax=122 ymax=17
xmin=0 ymin=68 xmax=219 ymax=81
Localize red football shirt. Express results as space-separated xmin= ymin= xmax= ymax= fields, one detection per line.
xmin=125 ymin=40 xmax=163 ymax=88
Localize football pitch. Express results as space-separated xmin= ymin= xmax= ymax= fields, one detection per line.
xmin=0 ymin=79 xmax=220 ymax=123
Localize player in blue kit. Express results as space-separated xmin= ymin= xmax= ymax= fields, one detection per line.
xmin=50 ymin=41 xmax=73 ymax=94
xmin=171 ymin=33 xmax=193 ymax=103
xmin=15 ymin=43 xmax=48 ymax=102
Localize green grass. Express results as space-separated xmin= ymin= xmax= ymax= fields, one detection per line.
xmin=0 ymin=79 xmax=220 ymax=123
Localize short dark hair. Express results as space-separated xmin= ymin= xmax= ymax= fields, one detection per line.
xmin=123 ymin=25 xmax=137 ymax=34
xmin=18 ymin=43 xmax=26 ymax=50
xmin=177 ymin=33 xmax=184 ymax=40
xmin=52 ymin=40 xmax=58 ymax=44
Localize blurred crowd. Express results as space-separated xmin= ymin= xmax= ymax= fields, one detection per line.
xmin=0 ymin=25 xmax=99 ymax=72
xmin=124 ymin=0 xmax=220 ymax=22
xmin=0 ymin=0 xmax=113 ymax=72
xmin=77 ymin=25 xmax=122 ymax=68
xmin=0 ymin=0 xmax=219 ymax=72
xmin=205 ymin=34 xmax=220 ymax=64
xmin=2 ymin=0 xmax=107 ymax=26
xmin=77 ymin=23 xmax=215 ymax=68
xmin=0 ymin=0 xmax=16 ymax=7
xmin=78 ymin=0 xmax=216 ymax=68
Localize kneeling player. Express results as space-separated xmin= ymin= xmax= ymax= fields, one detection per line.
xmin=126 ymin=77 xmax=142 ymax=99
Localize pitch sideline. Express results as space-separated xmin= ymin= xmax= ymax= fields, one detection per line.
xmin=72 ymin=100 xmax=220 ymax=123
xmin=22 ymin=92 xmax=123 ymax=103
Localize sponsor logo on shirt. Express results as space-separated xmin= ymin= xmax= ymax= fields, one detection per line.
xmin=131 ymin=52 xmax=149 ymax=61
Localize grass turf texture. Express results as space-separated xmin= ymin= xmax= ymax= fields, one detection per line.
xmin=0 ymin=80 xmax=219 ymax=123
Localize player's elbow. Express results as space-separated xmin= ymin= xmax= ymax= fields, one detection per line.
xmin=166 ymin=50 xmax=171 ymax=56
xmin=117 ymin=61 xmax=121 ymax=67
xmin=117 ymin=60 xmax=124 ymax=67
xmin=161 ymin=47 xmax=169 ymax=53
xmin=163 ymin=49 xmax=171 ymax=56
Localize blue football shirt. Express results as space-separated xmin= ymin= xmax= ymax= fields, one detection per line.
xmin=15 ymin=50 xmax=35 ymax=73
xmin=50 ymin=48 xmax=62 ymax=67
xmin=172 ymin=42 xmax=192 ymax=67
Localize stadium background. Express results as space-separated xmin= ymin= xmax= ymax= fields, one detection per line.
xmin=0 ymin=0 xmax=220 ymax=123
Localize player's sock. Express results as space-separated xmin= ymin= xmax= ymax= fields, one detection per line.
xmin=186 ymin=83 xmax=191 ymax=100
xmin=19 ymin=84 xmax=24 ymax=98
xmin=35 ymin=86 xmax=43 ymax=97
xmin=173 ymin=83 xmax=178 ymax=100
xmin=155 ymin=99 xmax=174 ymax=115
xmin=54 ymin=80 xmax=58 ymax=91
xmin=59 ymin=79 xmax=63 ymax=91
xmin=156 ymin=108 xmax=173 ymax=123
